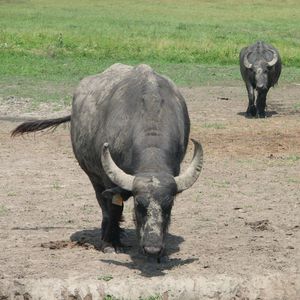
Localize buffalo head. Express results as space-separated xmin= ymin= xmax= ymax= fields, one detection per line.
xmin=101 ymin=140 xmax=203 ymax=257
xmin=243 ymin=49 xmax=278 ymax=91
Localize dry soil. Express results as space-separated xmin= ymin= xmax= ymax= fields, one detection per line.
xmin=0 ymin=85 xmax=299 ymax=299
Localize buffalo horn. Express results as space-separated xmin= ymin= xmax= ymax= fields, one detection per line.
xmin=175 ymin=139 xmax=203 ymax=192
xmin=267 ymin=50 xmax=278 ymax=67
xmin=243 ymin=53 xmax=252 ymax=69
xmin=101 ymin=143 xmax=134 ymax=191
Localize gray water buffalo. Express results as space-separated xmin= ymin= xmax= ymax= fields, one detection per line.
xmin=239 ymin=41 xmax=281 ymax=118
xmin=12 ymin=64 xmax=203 ymax=259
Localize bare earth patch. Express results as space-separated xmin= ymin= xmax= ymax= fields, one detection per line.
xmin=0 ymin=85 xmax=299 ymax=299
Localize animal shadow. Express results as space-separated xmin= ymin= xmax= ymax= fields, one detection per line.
xmin=70 ymin=228 xmax=197 ymax=277
xmin=237 ymin=110 xmax=278 ymax=118
xmin=70 ymin=228 xmax=103 ymax=250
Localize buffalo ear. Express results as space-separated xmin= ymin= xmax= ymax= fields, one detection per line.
xmin=102 ymin=187 xmax=121 ymax=199
xmin=102 ymin=186 xmax=132 ymax=200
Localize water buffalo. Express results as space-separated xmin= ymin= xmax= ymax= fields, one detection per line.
xmin=239 ymin=41 xmax=281 ymax=118
xmin=12 ymin=64 xmax=203 ymax=258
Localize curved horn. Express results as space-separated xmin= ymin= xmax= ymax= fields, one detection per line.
xmin=175 ymin=139 xmax=203 ymax=193
xmin=243 ymin=53 xmax=252 ymax=69
xmin=267 ymin=50 xmax=278 ymax=67
xmin=101 ymin=143 xmax=134 ymax=191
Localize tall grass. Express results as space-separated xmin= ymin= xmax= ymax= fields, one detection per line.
xmin=1 ymin=0 xmax=300 ymax=65
xmin=0 ymin=0 xmax=300 ymax=100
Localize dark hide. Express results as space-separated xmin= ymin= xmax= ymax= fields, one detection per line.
xmin=11 ymin=64 xmax=191 ymax=258
xmin=239 ymin=41 xmax=282 ymax=118
xmin=71 ymin=64 xmax=190 ymax=256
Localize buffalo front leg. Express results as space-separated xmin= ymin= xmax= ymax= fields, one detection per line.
xmin=246 ymin=84 xmax=256 ymax=117
xmin=256 ymin=90 xmax=268 ymax=118
xmin=91 ymin=183 xmax=112 ymax=251
xmin=105 ymin=194 xmax=124 ymax=252
xmin=92 ymin=182 xmax=124 ymax=253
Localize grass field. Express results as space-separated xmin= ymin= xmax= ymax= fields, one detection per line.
xmin=1 ymin=0 xmax=300 ymax=104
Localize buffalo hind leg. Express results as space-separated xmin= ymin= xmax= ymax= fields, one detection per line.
xmin=256 ymin=90 xmax=268 ymax=118
xmin=246 ymin=84 xmax=256 ymax=117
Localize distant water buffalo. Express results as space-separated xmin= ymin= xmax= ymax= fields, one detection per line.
xmin=12 ymin=64 xmax=203 ymax=259
xmin=239 ymin=41 xmax=281 ymax=118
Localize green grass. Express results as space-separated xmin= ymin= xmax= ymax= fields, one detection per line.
xmin=103 ymin=296 xmax=118 ymax=300
xmin=103 ymin=295 xmax=161 ymax=300
xmin=284 ymin=155 xmax=300 ymax=162
xmin=52 ymin=180 xmax=62 ymax=190
xmin=202 ymin=122 xmax=226 ymax=129
xmin=97 ymin=274 xmax=113 ymax=282
xmin=7 ymin=192 xmax=17 ymax=197
xmin=205 ymin=178 xmax=230 ymax=188
xmin=1 ymin=0 xmax=300 ymax=103
xmin=293 ymin=102 xmax=300 ymax=111
xmin=0 ymin=205 xmax=9 ymax=216
xmin=139 ymin=296 xmax=162 ymax=300
xmin=1 ymin=0 xmax=300 ymax=65
xmin=287 ymin=177 xmax=300 ymax=184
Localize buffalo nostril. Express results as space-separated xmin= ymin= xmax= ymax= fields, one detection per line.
xmin=143 ymin=246 xmax=161 ymax=255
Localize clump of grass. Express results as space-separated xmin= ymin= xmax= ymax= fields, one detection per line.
xmin=202 ymin=122 xmax=226 ymax=129
xmin=284 ymin=155 xmax=300 ymax=162
xmin=97 ymin=274 xmax=113 ymax=282
xmin=214 ymin=180 xmax=230 ymax=188
xmin=0 ymin=205 xmax=9 ymax=216
xmin=287 ymin=177 xmax=300 ymax=184
xmin=293 ymin=103 xmax=300 ymax=111
xmin=139 ymin=296 xmax=162 ymax=300
xmin=7 ymin=192 xmax=17 ymax=197
xmin=205 ymin=178 xmax=230 ymax=188
xmin=104 ymin=295 xmax=118 ymax=300
xmin=52 ymin=180 xmax=62 ymax=190
xmin=103 ymin=293 xmax=162 ymax=299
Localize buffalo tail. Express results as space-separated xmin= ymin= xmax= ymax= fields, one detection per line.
xmin=11 ymin=115 xmax=71 ymax=137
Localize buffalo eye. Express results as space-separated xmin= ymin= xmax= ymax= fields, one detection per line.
xmin=135 ymin=197 xmax=148 ymax=216
xmin=162 ymin=206 xmax=171 ymax=216
xmin=161 ymin=196 xmax=173 ymax=213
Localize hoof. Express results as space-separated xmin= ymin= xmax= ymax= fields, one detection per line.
xmin=103 ymin=246 xmax=116 ymax=253
xmin=101 ymin=241 xmax=127 ymax=254
xmin=246 ymin=106 xmax=257 ymax=117
xmin=102 ymin=241 xmax=116 ymax=253
xmin=115 ymin=246 xmax=126 ymax=254
xmin=120 ymin=228 xmax=128 ymax=240
xmin=258 ymin=112 xmax=266 ymax=118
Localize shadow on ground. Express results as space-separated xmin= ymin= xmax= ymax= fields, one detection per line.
xmin=70 ymin=228 xmax=197 ymax=277
xmin=237 ymin=110 xmax=278 ymax=118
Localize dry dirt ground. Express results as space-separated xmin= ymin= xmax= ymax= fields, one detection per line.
xmin=0 ymin=85 xmax=299 ymax=299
